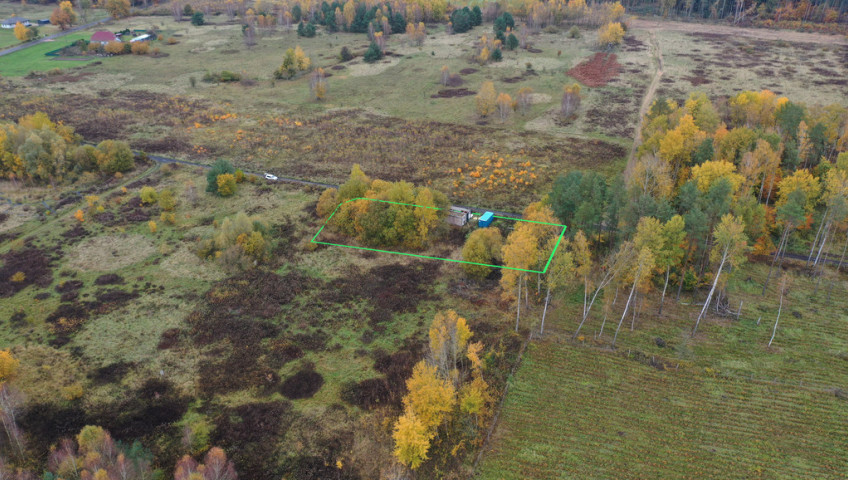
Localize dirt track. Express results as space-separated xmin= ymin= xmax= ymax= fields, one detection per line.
xmin=630 ymin=18 xmax=848 ymax=46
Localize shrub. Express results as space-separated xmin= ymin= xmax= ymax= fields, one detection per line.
xmin=567 ymin=26 xmax=581 ymax=38
xmin=189 ymin=76 xmax=196 ymax=87
xmin=219 ymin=70 xmax=240 ymax=82
xmin=462 ymin=228 xmax=504 ymax=279
xmin=167 ymin=37 xmax=177 ymax=44
xmin=191 ymin=11 xmax=204 ymax=26
xmin=206 ymin=159 xmax=235 ymax=194
xmin=148 ymin=220 xmax=157 ymax=233
xmin=130 ymin=40 xmax=149 ymax=54
xmin=140 ymin=186 xmax=158 ymax=204
xmin=104 ymin=41 xmax=124 ymax=54
xmin=158 ymin=189 xmax=176 ymax=211
xmin=339 ymin=46 xmax=353 ymax=61
xmin=542 ymin=25 xmax=559 ymax=34
xmin=183 ymin=4 xmax=193 ymax=15
xmin=363 ymin=42 xmax=382 ymax=63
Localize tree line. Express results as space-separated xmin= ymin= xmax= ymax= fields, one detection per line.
xmin=459 ymin=89 xmax=847 ymax=344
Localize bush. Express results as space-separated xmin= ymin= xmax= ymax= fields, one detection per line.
xmin=104 ymin=41 xmax=124 ymax=54
xmin=182 ymin=4 xmax=193 ymax=15
xmin=206 ymin=159 xmax=235 ymax=194
xmin=191 ymin=11 xmax=204 ymax=26
xmin=130 ymin=41 xmax=149 ymax=54
xmin=567 ymin=26 xmax=581 ymax=38
xmin=139 ymin=186 xmax=158 ymax=204
xmin=542 ymin=25 xmax=559 ymax=34
xmin=339 ymin=46 xmax=353 ymax=61
xmin=219 ymin=70 xmax=240 ymax=82
xmin=167 ymin=37 xmax=177 ymax=44
xmin=363 ymin=42 xmax=382 ymax=63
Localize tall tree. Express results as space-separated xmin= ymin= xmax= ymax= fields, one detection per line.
xmin=657 ymin=215 xmax=686 ymax=315
xmin=693 ymin=214 xmax=749 ymax=335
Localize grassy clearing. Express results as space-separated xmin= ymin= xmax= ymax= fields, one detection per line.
xmin=478 ymin=252 xmax=848 ymax=478
xmin=477 ymin=342 xmax=848 ymax=479
xmin=0 ymin=31 xmax=97 ymax=75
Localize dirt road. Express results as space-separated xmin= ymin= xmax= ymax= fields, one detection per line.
xmin=630 ymin=18 xmax=848 ymax=46
xmin=626 ymin=30 xmax=664 ymax=176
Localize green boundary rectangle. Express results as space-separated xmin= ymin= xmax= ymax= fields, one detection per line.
xmin=310 ymin=198 xmax=567 ymax=274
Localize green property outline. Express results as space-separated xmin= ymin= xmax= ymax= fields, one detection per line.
xmin=310 ymin=197 xmax=567 ymax=274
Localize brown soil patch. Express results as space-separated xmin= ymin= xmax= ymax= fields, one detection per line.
xmin=459 ymin=68 xmax=479 ymax=75
xmin=280 ymin=369 xmax=324 ymax=399
xmin=0 ymin=247 xmax=53 ymax=298
xmin=431 ymin=88 xmax=476 ymax=98
xmin=567 ymin=52 xmax=621 ymax=87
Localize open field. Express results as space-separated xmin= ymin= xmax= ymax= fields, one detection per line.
xmin=0 ymin=162 xmax=523 ymax=477
xmin=0 ymin=2 xmax=109 ymax=50
xmin=477 ymin=252 xmax=848 ymax=478
xmin=0 ymin=31 xmax=96 ymax=75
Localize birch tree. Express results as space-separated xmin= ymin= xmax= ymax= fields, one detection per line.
xmin=540 ymin=237 xmax=574 ymax=335
xmin=657 ymin=215 xmax=686 ymax=315
xmin=612 ymin=246 xmax=655 ymax=347
xmin=693 ymin=214 xmax=749 ymax=336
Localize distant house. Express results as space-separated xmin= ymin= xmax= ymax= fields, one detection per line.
xmin=1 ymin=17 xmax=31 ymax=29
xmin=37 ymin=19 xmax=50 ymax=25
xmin=90 ymin=31 xmax=119 ymax=44
xmin=130 ymin=34 xmax=152 ymax=43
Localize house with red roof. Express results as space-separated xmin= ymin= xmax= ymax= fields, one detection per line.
xmin=90 ymin=31 xmax=119 ymax=45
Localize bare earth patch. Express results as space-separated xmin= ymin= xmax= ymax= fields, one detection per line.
xmin=347 ymin=57 xmax=402 ymax=76
xmin=65 ymin=234 xmax=156 ymax=272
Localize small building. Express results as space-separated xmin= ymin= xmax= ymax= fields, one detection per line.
xmin=478 ymin=211 xmax=494 ymax=228
xmin=130 ymin=34 xmax=152 ymax=43
xmin=447 ymin=207 xmax=471 ymax=227
xmin=90 ymin=31 xmax=120 ymax=44
xmin=37 ymin=19 xmax=50 ymax=25
xmin=1 ymin=17 xmax=31 ymax=29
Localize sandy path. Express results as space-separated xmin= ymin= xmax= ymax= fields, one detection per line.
xmin=626 ymin=30 xmax=664 ymax=177
xmin=630 ymin=18 xmax=848 ymax=46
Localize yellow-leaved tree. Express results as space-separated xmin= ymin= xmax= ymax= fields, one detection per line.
xmin=475 ymin=81 xmax=497 ymax=118
xmin=597 ymin=22 xmax=624 ymax=48
xmin=691 ymin=160 xmax=744 ymax=194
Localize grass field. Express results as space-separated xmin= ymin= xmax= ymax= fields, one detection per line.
xmin=0 ymin=31 xmax=97 ymax=75
xmin=477 ymin=342 xmax=848 ymax=479
xmin=477 ymin=250 xmax=848 ymax=478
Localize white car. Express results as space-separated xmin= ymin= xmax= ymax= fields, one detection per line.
xmin=264 ymin=173 xmax=278 ymax=181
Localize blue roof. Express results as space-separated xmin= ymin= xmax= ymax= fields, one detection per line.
xmin=480 ymin=211 xmax=493 ymax=221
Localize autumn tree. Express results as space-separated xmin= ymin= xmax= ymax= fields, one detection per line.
xmin=612 ymin=243 xmax=654 ymax=347
xmin=657 ymin=215 xmax=686 ymax=315
xmin=561 ymin=83 xmax=581 ymax=118
xmin=104 ymin=0 xmax=131 ymax=18
xmin=598 ymin=22 xmax=624 ymax=48
xmin=475 ymin=81 xmax=497 ymax=118
xmin=206 ymin=159 xmax=235 ymax=195
xmin=13 ymin=22 xmax=33 ymax=42
xmin=50 ymin=1 xmax=77 ymax=30
xmin=47 ymin=426 xmax=154 ymax=479
xmin=762 ymin=188 xmax=806 ymax=294
xmin=693 ymin=214 xmax=749 ymax=335
xmin=309 ymin=67 xmax=327 ymax=100
xmin=501 ymin=225 xmax=538 ymax=332
xmin=393 ymin=362 xmax=455 ymax=469
xmin=275 ymin=46 xmax=311 ymax=79
xmin=496 ymin=93 xmax=513 ymax=121
xmin=461 ymin=227 xmax=503 ymax=280
xmin=540 ymin=236 xmax=574 ymax=334
xmin=516 ymin=87 xmax=533 ymax=115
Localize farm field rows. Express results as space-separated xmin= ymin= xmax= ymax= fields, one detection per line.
xmin=477 ymin=342 xmax=848 ymax=479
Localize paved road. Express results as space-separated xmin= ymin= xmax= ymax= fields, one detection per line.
xmin=0 ymin=17 xmax=111 ymax=57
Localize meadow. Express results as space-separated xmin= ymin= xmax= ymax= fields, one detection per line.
xmin=476 ymin=251 xmax=848 ymax=478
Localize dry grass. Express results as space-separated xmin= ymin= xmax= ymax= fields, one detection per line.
xmin=64 ymin=234 xmax=157 ymax=272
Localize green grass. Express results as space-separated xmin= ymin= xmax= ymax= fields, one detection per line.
xmin=478 ymin=255 xmax=848 ymax=478
xmin=477 ymin=342 xmax=848 ymax=479
xmin=0 ymin=32 xmax=96 ymax=75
